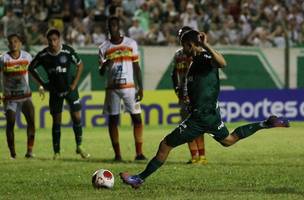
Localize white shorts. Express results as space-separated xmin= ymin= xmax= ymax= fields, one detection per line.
xmin=3 ymin=98 xmax=31 ymax=113
xmin=103 ymin=88 xmax=141 ymax=115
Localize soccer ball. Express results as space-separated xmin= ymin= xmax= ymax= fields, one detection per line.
xmin=92 ymin=169 xmax=115 ymax=189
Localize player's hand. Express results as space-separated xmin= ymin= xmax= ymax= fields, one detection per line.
xmin=136 ymin=88 xmax=143 ymax=102
xmin=38 ymin=86 xmax=45 ymax=100
xmin=104 ymin=59 xmax=114 ymax=68
xmin=70 ymin=83 xmax=77 ymax=91
xmin=198 ymin=32 xmax=208 ymax=47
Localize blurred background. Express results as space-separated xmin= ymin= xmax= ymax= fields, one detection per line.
xmin=0 ymin=0 xmax=303 ymax=47
xmin=0 ymin=0 xmax=303 ymax=128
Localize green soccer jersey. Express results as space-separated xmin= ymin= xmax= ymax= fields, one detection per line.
xmin=29 ymin=44 xmax=81 ymax=93
xmin=186 ymin=51 xmax=220 ymax=111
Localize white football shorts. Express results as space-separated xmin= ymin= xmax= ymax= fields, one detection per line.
xmin=3 ymin=98 xmax=32 ymax=113
xmin=103 ymin=88 xmax=141 ymax=115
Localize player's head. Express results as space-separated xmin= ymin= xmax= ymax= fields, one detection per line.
xmin=7 ymin=33 xmax=22 ymax=52
xmin=107 ymin=16 xmax=120 ymax=37
xmin=46 ymin=28 xmax=61 ymax=52
xmin=180 ymin=30 xmax=200 ymax=56
xmin=177 ymin=26 xmax=192 ymax=41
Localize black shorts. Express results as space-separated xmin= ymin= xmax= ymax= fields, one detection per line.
xmin=165 ymin=108 xmax=229 ymax=147
xmin=49 ymin=90 xmax=81 ymax=115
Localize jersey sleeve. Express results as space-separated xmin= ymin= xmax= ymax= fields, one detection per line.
xmin=70 ymin=47 xmax=82 ymax=65
xmin=98 ymin=47 xmax=106 ymax=63
xmin=131 ymin=40 xmax=139 ymax=63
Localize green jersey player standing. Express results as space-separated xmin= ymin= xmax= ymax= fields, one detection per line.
xmin=29 ymin=28 xmax=89 ymax=159
xmin=120 ymin=30 xmax=290 ymax=189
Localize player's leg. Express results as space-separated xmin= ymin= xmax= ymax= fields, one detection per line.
xmin=130 ymin=113 xmax=146 ymax=160
xmin=104 ymin=89 xmax=122 ymax=160
xmin=195 ymin=135 xmax=207 ymax=164
xmin=122 ymin=88 xmax=146 ymax=160
xmin=219 ymin=115 xmax=290 ymax=147
xmin=21 ymin=99 xmax=35 ymax=158
xmin=70 ymin=110 xmax=90 ymax=158
xmin=120 ymin=115 xmax=203 ymax=188
xmin=108 ymin=114 xmax=121 ymax=160
xmin=5 ymin=108 xmax=17 ymax=159
xmin=180 ymin=105 xmax=200 ymax=164
xmin=187 ymin=140 xmax=199 ymax=164
xmin=49 ymin=93 xmax=63 ymax=159
xmin=67 ymin=90 xmax=89 ymax=158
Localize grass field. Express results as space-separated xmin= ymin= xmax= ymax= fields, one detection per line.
xmin=0 ymin=122 xmax=303 ymax=200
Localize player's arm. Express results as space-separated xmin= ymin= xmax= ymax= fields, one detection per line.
xmin=198 ymin=32 xmax=227 ymax=68
xmin=28 ymin=55 xmax=47 ymax=88
xmin=70 ymin=61 xmax=83 ymax=91
xmin=133 ymin=61 xmax=143 ymax=101
xmin=98 ymin=48 xmax=113 ymax=76
xmin=70 ymin=47 xmax=84 ymax=91
xmin=170 ymin=57 xmax=181 ymax=98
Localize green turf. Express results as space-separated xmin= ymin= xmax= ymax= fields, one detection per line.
xmin=0 ymin=122 xmax=303 ymax=200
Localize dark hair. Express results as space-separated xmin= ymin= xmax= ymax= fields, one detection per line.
xmin=180 ymin=30 xmax=200 ymax=45
xmin=107 ymin=16 xmax=120 ymax=29
xmin=7 ymin=33 xmax=22 ymax=42
xmin=177 ymin=26 xmax=192 ymax=39
xmin=46 ymin=28 xmax=60 ymax=38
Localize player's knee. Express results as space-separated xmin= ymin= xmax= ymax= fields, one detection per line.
xmin=131 ymin=114 xmax=142 ymax=125
xmin=109 ymin=115 xmax=119 ymax=126
xmin=220 ymin=142 xmax=231 ymax=147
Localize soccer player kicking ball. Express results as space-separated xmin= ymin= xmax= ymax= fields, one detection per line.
xmin=29 ymin=28 xmax=89 ymax=159
xmin=0 ymin=33 xmax=44 ymax=159
xmin=120 ymin=30 xmax=290 ymax=188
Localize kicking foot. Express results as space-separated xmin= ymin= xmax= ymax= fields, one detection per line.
xmin=120 ymin=172 xmax=144 ymax=189
xmin=76 ymin=146 xmax=90 ymax=159
xmin=264 ymin=116 xmax=290 ymax=128
xmin=135 ymin=154 xmax=147 ymax=161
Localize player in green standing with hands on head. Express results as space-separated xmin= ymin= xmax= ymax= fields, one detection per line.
xmin=29 ymin=28 xmax=89 ymax=159
xmin=120 ymin=30 xmax=290 ymax=188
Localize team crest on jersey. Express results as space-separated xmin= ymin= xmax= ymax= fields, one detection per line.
xmin=59 ymin=55 xmax=68 ymax=64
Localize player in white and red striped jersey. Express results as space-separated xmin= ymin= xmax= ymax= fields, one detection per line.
xmin=0 ymin=33 xmax=43 ymax=159
xmin=99 ymin=16 xmax=146 ymax=161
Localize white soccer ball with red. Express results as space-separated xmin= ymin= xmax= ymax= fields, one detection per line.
xmin=92 ymin=169 xmax=114 ymax=189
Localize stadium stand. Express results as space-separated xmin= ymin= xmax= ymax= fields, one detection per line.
xmin=0 ymin=0 xmax=303 ymax=48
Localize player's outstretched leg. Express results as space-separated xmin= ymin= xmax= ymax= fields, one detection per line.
xmin=120 ymin=140 xmax=172 ymax=189
xmin=221 ymin=115 xmax=290 ymax=147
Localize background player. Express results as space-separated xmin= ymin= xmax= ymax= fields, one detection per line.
xmin=29 ymin=28 xmax=89 ymax=159
xmin=99 ymin=16 xmax=146 ymax=161
xmin=0 ymin=33 xmax=42 ymax=159
xmin=120 ymin=30 xmax=290 ymax=188
xmin=171 ymin=26 xmax=207 ymax=164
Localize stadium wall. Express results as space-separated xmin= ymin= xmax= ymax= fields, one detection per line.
xmin=0 ymin=89 xmax=303 ymax=129
xmin=10 ymin=45 xmax=302 ymax=91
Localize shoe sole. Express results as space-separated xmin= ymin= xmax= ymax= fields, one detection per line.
xmin=119 ymin=173 xmax=141 ymax=189
xmin=272 ymin=118 xmax=290 ymax=128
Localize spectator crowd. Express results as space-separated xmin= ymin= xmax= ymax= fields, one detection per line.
xmin=0 ymin=0 xmax=304 ymax=48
